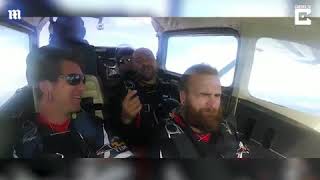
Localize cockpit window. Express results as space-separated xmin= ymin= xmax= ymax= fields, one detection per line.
xmin=0 ymin=25 xmax=29 ymax=107
xmin=249 ymin=38 xmax=320 ymax=116
xmin=166 ymin=35 xmax=238 ymax=87
xmin=39 ymin=17 xmax=158 ymax=54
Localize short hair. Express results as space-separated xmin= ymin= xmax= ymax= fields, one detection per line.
xmin=133 ymin=47 xmax=155 ymax=61
xmin=26 ymin=47 xmax=82 ymax=97
xmin=115 ymin=47 xmax=134 ymax=60
xmin=179 ymin=64 xmax=219 ymax=91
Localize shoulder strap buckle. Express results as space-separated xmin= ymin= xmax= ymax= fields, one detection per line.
xmin=165 ymin=121 xmax=184 ymax=139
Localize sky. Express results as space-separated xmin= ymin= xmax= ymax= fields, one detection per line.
xmin=0 ymin=25 xmax=29 ymax=107
xmin=166 ymin=35 xmax=238 ymax=86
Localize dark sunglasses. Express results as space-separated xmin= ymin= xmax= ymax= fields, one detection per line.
xmin=119 ymin=57 xmax=132 ymax=64
xmin=59 ymin=74 xmax=86 ymax=86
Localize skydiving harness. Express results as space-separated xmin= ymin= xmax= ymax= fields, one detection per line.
xmin=123 ymin=79 xmax=176 ymax=128
xmin=161 ymin=112 xmax=250 ymax=158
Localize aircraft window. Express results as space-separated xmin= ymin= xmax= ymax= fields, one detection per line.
xmin=39 ymin=17 xmax=158 ymax=55
xmin=166 ymin=35 xmax=238 ymax=87
xmin=39 ymin=17 xmax=56 ymax=46
xmin=249 ymin=38 xmax=320 ymax=117
xmin=0 ymin=25 xmax=29 ymax=107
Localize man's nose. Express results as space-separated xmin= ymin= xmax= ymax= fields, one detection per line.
xmin=206 ymin=97 xmax=220 ymax=110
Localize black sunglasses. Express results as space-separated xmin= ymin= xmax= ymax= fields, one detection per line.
xmin=119 ymin=57 xmax=132 ymax=64
xmin=59 ymin=74 xmax=86 ymax=86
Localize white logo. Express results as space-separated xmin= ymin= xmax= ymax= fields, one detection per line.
xmin=8 ymin=9 xmax=21 ymax=20
xmin=236 ymin=141 xmax=250 ymax=158
xmin=295 ymin=5 xmax=311 ymax=25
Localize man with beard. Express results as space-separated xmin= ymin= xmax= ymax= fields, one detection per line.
xmin=159 ymin=64 xmax=249 ymax=158
xmin=118 ymin=47 xmax=179 ymax=157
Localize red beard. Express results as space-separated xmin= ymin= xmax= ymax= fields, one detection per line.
xmin=184 ymin=103 xmax=222 ymax=133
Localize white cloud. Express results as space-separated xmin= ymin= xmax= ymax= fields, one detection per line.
xmin=51 ymin=0 xmax=169 ymax=16
xmin=182 ymin=0 xmax=289 ymax=17
xmin=111 ymin=17 xmax=152 ymax=27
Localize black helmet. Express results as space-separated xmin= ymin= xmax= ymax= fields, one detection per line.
xmin=50 ymin=17 xmax=86 ymax=45
xmin=158 ymin=98 xmax=180 ymax=120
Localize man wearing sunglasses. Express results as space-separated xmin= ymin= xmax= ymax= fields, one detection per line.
xmin=159 ymin=64 xmax=249 ymax=158
xmin=14 ymin=47 xmax=132 ymax=158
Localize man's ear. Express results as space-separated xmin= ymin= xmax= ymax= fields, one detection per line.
xmin=180 ymin=91 xmax=186 ymax=105
xmin=39 ymin=81 xmax=53 ymax=98
xmin=154 ymin=60 xmax=159 ymax=69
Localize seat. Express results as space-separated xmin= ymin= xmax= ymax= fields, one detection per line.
xmin=1 ymin=86 xmax=35 ymax=115
xmin=81 ymin=75 xmax=105 ymax=119
xmin=0 ymin=86 xmax=34 ymax=157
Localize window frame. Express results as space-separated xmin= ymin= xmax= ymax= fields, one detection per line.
xmin=157 ymin=27 xmax=240 ymax=87
xmin=0 ymin=19 xmax=36 ymax=44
